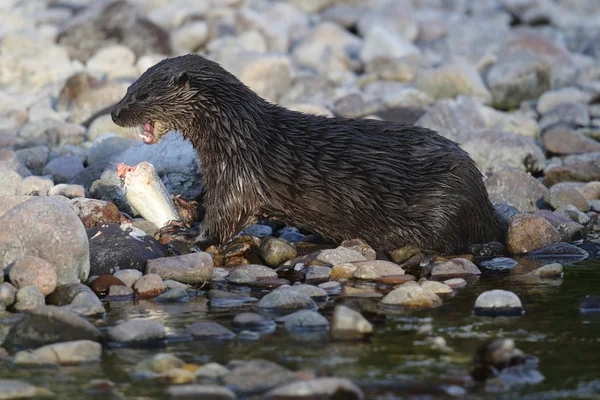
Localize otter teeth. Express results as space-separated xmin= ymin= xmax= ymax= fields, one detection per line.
xmin=141 ymin=122 xmax=155 ymax=144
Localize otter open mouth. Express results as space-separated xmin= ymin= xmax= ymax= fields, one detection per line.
xmin=140 ymin=122 xmax=155 ymax=144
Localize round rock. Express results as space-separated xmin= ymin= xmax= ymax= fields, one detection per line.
xmin=265 ymin=377 xmax=364 ymax=400
xmin=255 ymin=288 xmax=317 ymax=312
xmin=13 ymin=285 xmax=45 ymax=312
xmin=380 ymin=281 xmax=442 ymax=309
xmin=146 ymin=252 xmax=213 ymax=285
xmin=473 ymin=290 xmax=524 ymax=317
xmin=107 ymin=320 xmax=166 ymax=343
xmin=232 ymin=312 xmax=276 ymax=333
xmin=260 ymin=236 xmax=297 ymax=267
xmin=330 ymin=305 xmax=373 ymax=340
xmin=189 ymin=322 xmax=236 ymax=340
xmin=9 ymin=256 xmax=57 ymax=295
xmin=133 ymin=274 xmax=166 ymax=298
xmin=281 ymin=310 xmax=329 ymax=332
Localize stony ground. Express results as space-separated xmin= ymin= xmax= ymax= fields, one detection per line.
xmin=1 ymin=0 xmax=600 ymax=399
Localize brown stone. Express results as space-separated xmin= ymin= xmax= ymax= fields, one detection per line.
xmin=9 ymin=256 xmax=57 ymax=296
xmin=132 ymin=274 xmax=165 ymax=298
xmin=506 ymin=214 xmax=561 ymax=254
xmin=69 ymin=198 xmax=120 ymax=228
xmin=377 ymin=274 xmax=416 ymax=285
xmin=90 ymin=275 xmax=126 ymax=297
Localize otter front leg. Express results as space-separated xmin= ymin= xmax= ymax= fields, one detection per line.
xmin=200 ymin=203 xmax=260 ymax=246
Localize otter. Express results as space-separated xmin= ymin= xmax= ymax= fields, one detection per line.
xmin=111 ymin=54 xmax=506 ymax=254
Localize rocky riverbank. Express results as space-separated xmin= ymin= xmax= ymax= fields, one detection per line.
xmin=1 ymin=0 xmax=600 ymax=399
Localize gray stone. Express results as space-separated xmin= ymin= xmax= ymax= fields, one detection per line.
xmin=0 ymin=380 xmax=39 ymax=399
xmin=352 ymin=260 xmax=405 ymax=281
xmin=485 ymin=168 xmax=548 ymax=212
xmin=360 ymin=26 xmax=419 ymax=64
xmin=155 ymin=288 xmax=190 ymax=303
xmin=545 ymin=186 xmax=589 ymax=211
xmin=46 ymin=283 xmax=105 ymax=316
xmin=241 ymin=224 xmax=272 ymax=238
xmin=14 ymin=340 xmax=101 ymax=366
xmin=260 ymin=236 xmax=297 ymax=267
xmin=288 ymin=246 xmax=367 ymax=267
xmin=194 ymin=363 xmax=231 ymax=380
xmin=18 ymin=176 xmax=54 ymax=196
xmin=0 ymin=167 xmax=22 ymax=195
xmin=543 ymin=125 xmax=600 ymax=155
xmin=47 ymin=184 xmax=85 ymax=199
xmin=8 ymin=256 xmax=57 ymax=295
xmin=146 ymin=252 xmax=213 ymax=285
xmin=107 ymin=320 xmax=166 ymax=343
xmin=232 ymin=313 xmax=276 ymax=333
xmin=42 ymin=155 xmax=84 ymax=184
xmin=473 ymin=290 xmax=524 ymax=317
xmin=17 ymin=120 xmax=85 ymax=149
xmin=305 ymin=265 xmax=331 ymax=283
xmin=222 ymin=359 xmax=297 ymax=396
xmin=133 ymin=274 xmax=166 ymax=298
xmin=281 ymin=310 xmax=329 ymax=332
xmin=227 ymin=265 xmax=277 ymax=284
xmin=15 ymin=145 xmax=50 ymax=175
xmin=540 ymin=103 xmax=590 ymax=131
xmin=13 ymin=286 xmax=45 ymax=312
xmin=255 ymin=288 xmax=317 ymax=311
xmin=288 ymin=284 xmax=327 ymax=300
xmin=3 ymin=305 xmax=102 ymax=349
xmin=331 ymin=305 xmax=373 ymax=340
xmin=419 ymin=279 xmax=453 ymax=294
xmin=431 ymin=258 xmax=481 ymax=278
xmin=380 ymin=281 xmax=443 ymax=308
xmin=265 ymin=378 xmax=365 ymax=400
xmin=166 ymin=385 xmax=236 ymax=400
xmin=0 ymin=198 xmax=90 ymax=286
xmin=189 ymin=322 xmax=236 ymax=340
xmin=530 ymin=263 xmax=563 ymax=278
xmin=113 ymin=269 xmax=143 ymax=287
xmin=537 ymin=87 xmax=592 ymax=115
xmin=0 ymin=282 xmax=17 ymax=309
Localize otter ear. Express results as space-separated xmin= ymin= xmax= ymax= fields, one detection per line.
xmin=174 ymin=71 xmax=189 ymax=88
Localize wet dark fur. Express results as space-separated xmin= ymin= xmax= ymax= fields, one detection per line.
xmin=111 ymin=54 xmax=506 ymax=254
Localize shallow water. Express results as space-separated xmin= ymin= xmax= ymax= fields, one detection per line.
xmin=1 ymin=258 xmax=599 ymax=400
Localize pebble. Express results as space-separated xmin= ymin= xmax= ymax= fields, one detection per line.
xmin=47 ymin=183 xmax=84 ymax=198
xmin=330 ymin=264 xmax=358 ymax=280
xmin=291 ymin=246 xmax=367 ymax=266
xmin=353 ymin=260 xmax=405 ymax=280
xmin=0 ymin=282 xmax=18 ymax=308
xmin=69 ymin=198 xmax=121 ymax=228
xmin=265 ymin=378 xmax=365 ymax=399
xmin=473 ymin=290 xmax=525 ymax=317
xmin=260 ymin=236 xmax=297 ymax=267
xmin=46 ymin=283 xmax=105 ymax=316
xmin=537 ymin=87 xmax=592 ymax=115
xmin=340 ymin=239 xmax=376 ymax=260
xmin=480 ymin=257 xmax=519 ymax=271
xmin=304 ymin=265 xmax=331 ymax=283
xmin=288 ymin=284 xmax=328 ymax=300
xmin=0 ymin=197 xmax=89 ymax=286
xmin=106 ymin=285 xmax=134 ymax=300
xmin=506 ymin=214 xmax=561 ymax=254
xmin=318 ymin=281 xmax=342 ymax=295
xmin=18 ymin=176 xmax=54 ymax=196
xmin=543 ymin=125 xmax=600 ymax=155
xmin=133 ymin=274 xmax=166 ymax=298
xmin=0 ymin=380 xmax=41 ymax=399
xmin=136 ymin=353 xmax=185 ymax=374
xmin=227 ymin=265 xmax=277 ymax=284
xmin=330 ymin=305 xmax=373 ymax=340
xmin=8 ymin=256 xmax=57 ymax=295
xmin=415 ymin=60 xmax=491 ymax=101
xmin=255 ymin=288 xmax=317 ymax=312
xmin=419 ymin=279 xmax=453 ymax=295
xmin=146 ymin=252 xmax=213 ymax=285
xmin=280 ymin=310 xmax=329 ymax=332
xmin=545 ymin=186 xmax=589 ymax=212
xmin=166 ymin=384 xmax=237 ymax=400
xmin=430 ymin=258 xmax=481 ymax=278
xmin=41 ymin=155 xmax=84 ymax=184
xmin=485 ymin=168 xmax=549 ymax=213
xmin=155 ymin=287 xmax=190 ymax=303
xmin=14 ymin=340 xmax=101 ymax=366
xmin=233 ymin=312 xmax=276 ymax=333
xmin=189 ymin=322 xmax=236 ymax=340
xmin=530 ymin=263 xmax=563 ymax=278
xmin=380 ymin=281 xmax=442 ymax=309
xmin=360 ymin=26 xmax=419 ymax=64
xmin=443 ymin=278 xmax=467 ymax=289
xmin=0 ymin=168 xmax=22 ymax=195
xmin=113 ymin=269 xmax=143 ymax=288
xmin=194 ymin=363 xmax=231 ymax=381
xmin=15 ymin=145 xmax=50 ymax=175
xmin=3 ymin=305 xmax=102 ymax=349
xmin=540 ymin=103 xmax=590 ymax=131
xmin=222 ymin=359 xmax=298 ymax=396
xmin=107 ymin=320 xmax=166 ymax=344
xmin=377 ymin=274 xmax=416 ymax=285
xmin=13 ymin=285 xmax=45 ymax=311
xmin=89 ymin=275 xmax=126 ymax=297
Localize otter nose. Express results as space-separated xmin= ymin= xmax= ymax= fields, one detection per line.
xmin=111 ymin=104 xmax=122 ymax=122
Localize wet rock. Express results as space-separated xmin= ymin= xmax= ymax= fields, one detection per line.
xmin=13 ymin=286 xmax=45 ymax=312
xmin=255 ymin=288 xmax=317 ymax=312
xmin=15 ymin=340 xmax=101 ymax=366
xmin=353 ymin=260 xmax=405 ymax=281
xmin=304 ymin=265 xmax=331 ymax=284
xmin=380 ymin=281 xmax=442 ymax=309
xmin=540 ymin=103 xmax=590 ymax=131
xmin=166 ymin=384 xmax=236 ymax=400
xmin=172 ymin=21 xmax=209 ymax=52
xmin=580 ymin=295 xmax=600 ymax=313
xmin=332 ymin=93 xmax=381 ymax=118
xmin=155 ymin=288 xmax=190 ymax=303
xmin=189 ymin=322 xmax=236 ymax=340
xmin=471 ymin=338 xmax=526 ymax=381
xmin=430 ymin=258 xmax=481 ymax=278
xmin=223 ymin=359 xmax=298 ymax=396
xmin=579 ymin=181 xmax=600 ymax=200
xmin=330 ymin=264 xmax=357 ymax=281
xmin=113 ymin=269 xmax=142 ymax=287
xmin=56 ymin=0 xmax=172 ymax=62
xmin=330 ymin=305 xmax=373 ymax=340
xmin=232 ymin=312 xmax=276 ymax=333
xmin=106 ymin=285 xmax=134 ymax=300
xmin=88 ymin=223 xmax=166 ymax=276
xmin=0 ymin=380 xmax=41 ymax=399
xmin=487 ymin=51 xmax=550 ymax=110
xmin=69 ymin=198 xmax=121 ymax=228
xmin=288 ymin=246 xmax=367 ymax=267
xmin=47 ymin=184 xmax=85 ymax=199
xmin=8 ymin=256 xmax=57 ymax=295
xmin=537 ymin=87 xmax=592 ymax=115
xmin=318 ymin=281 xmax=341 ymax=295
xmin=42 ymin=155 xmax=84 ymax=185
xmin=107 ymin=320 xmax=166 ymax=344
xmin=543 ymin=125 xmax=600 ymax=155
xmin=288 ymin=284 xmax=327 ymax=300
xmin=260 ymin=236 xmax=297 ymax=267
xmin=241 ymin=224 xmax=273 ymax=238
xmin=444 ymin=278 xmax=467 ymax=289
xmin=227 ymin=270 xmax=256 ymax=285
xmin=0 ymin=282 xmax=17 ymax=308
xmin=265 ymin=377 xmax=364 ymax=399
xmin=415 ymin=61 xmax=491 ymax=101
xmin=194 ymin=363 xmax=231 ymax=381
xmin=340 ymin=239 xmax=376 ymax=260
xmin=530 ymin=263 xmax=563 ymax=278
xmin=473 ymin=290 xmax=524 ymax=317
xmin=132 ymin=274 xmax=166 ymax=298
xmin=544 ymin=185 xmax=589 ymax=211
xmin=228 ymin=265 xmax=277 ymax=284
xmin=528 ymin=242 xmax=588 ymax=260
xmin=555 ymin=204 xmax=591 ymax=225
xmin=18 ymin=176 xmax=54 ymax=196
xmin=146 ymin=252 xmax=213 ymax=285
xmin=419 ymin=279 xmax=453 ymax=295
xmin=3 ymin=305 xmax=102 ymax=349
xmin=506 ymin=214 xmax=561 ymax=254
xmin=208 ymin=289 xmax=257 ymax=308
xmin=480 ymin=257 xmax=518 ymax=271
xmin=543 ymin=162 xmax=600 ymax=187
xmin=468 ymin=242 xmax=505 ymax=258
xmin=17 ymin=120 xmax=85 ymax=149
xmin=485 ymin=168 xmax=548 ymax=212
xmin=134 ymin=353 xmax=185 ymax=375
xmin=46 ymin=283 xmax=105 ymax=316
xmin=377 ymin=274 xmax=416 ymax=285
xmin=89 ymin=275 xmax=126 ymax=297
xmin=0 ymin=197 xmax=89 ymax=285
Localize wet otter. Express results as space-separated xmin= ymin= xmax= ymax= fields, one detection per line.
xmin=111 ymin=54 xmax=506 ymax=254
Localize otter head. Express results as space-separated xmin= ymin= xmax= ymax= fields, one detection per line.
xmin=111 ymin=55 xmax=215 ymax=144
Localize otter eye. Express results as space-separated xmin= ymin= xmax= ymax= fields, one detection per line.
xmin=138 ymin=92 xmax=148 ymax=101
